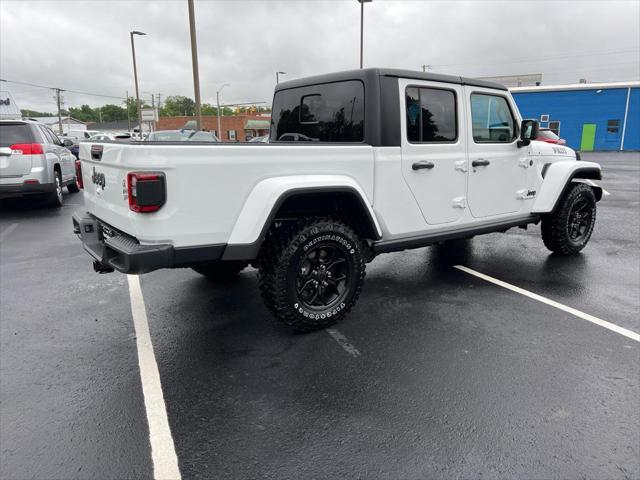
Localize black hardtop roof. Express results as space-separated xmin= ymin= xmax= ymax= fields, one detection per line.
xmin=274 ymin=67 xmax=507 ymax=92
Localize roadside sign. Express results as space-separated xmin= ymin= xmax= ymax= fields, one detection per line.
xmin=141 ymin=108 xmax=158 ymax=122
xmin=0 ymin=91 xmax=21 ymax=119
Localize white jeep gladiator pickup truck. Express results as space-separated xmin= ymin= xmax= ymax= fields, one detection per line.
xmin=73 ymin=68 xmax=602 ymax=331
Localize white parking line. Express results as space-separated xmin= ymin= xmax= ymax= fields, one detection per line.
xmin=127 ymin=275 xmax=182 ymax=480
xmin=326 ymin=328 xmax=361 ymax=357
xmin=586 ymin=179 xmax=611 ymax=196
xmin=454 ymin=265 xmax=639 ymax=343
xmin=0 ymin=223 xmax=18 ymax=243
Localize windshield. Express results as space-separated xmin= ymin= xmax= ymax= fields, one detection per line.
xmin=186 ymin=131 xmax=218 ymax=142
xmin=148 ymin=131 xmax=184 ymax=141
xmin=148 ymin=130 xmax=219 ymax=142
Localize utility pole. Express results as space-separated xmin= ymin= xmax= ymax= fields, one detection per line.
xmin=55 ymin=88 xmax=63 ymax=135
xmin=216 ymin=83 xmax=229 ymax=141
xmin=357 ymin=0 xmax=372 ymax=69
xmin=187 ymin=0 xmax=203 ymax=130
xmin=151 ymin=94 xmax=155 ymax=132
xmin=421 ymin=64 xmax=432 ymax=72
xmin=130 ymin=30 xmax=146 ymax=136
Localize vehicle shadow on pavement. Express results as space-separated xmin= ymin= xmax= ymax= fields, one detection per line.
xmin=0 ymin=195 xmax=76 ymax=219
xmin=1 ymin=197 xmax=51 ymax=211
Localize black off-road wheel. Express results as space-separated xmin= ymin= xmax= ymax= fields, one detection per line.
xmin=192 ymin=261 xmax=248 ymax=281
xmin=258 ymin=218 xmax=367 ymax=332
xmin=541 ymin=183 xmax=597 ymax=255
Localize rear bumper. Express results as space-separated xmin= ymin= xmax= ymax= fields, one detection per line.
xmin=72 ymin=212 xmax=226 ymax=274
xmin=0 ymin=182 xmax=56 ymax=199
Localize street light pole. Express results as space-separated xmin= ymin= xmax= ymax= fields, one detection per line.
xmin=276 ymin=71 xmax=286 ymax=84
xmin=216 ymin=83 xmax=229 ymax=141
xmin=357 ymin=0 xmax=372 ymax=69
xmin=126 ymin=90 xmax=131 ymax=133
xmin=130 ymin=30 xmax=146 ymax=137
xmin=187 ymin=0 xmax=203 ymax=131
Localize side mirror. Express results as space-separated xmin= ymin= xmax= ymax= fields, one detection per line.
xmin=62 ymin=138 xmax=74 ymax=147
xmin=518 ymin=119 xmax=539 ymax=148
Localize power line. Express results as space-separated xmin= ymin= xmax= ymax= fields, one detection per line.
xmin=0 ymin=78 xmax=126 ymax=100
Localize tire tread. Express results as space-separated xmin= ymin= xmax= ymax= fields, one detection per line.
xmin=541 ymin=183 xmax=596 ymax=255
xmin=258 ymin=217 xmax=366 ymax=332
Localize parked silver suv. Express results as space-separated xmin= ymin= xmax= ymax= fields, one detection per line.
xmin=0 ymin=119 xmax=79 ymax=206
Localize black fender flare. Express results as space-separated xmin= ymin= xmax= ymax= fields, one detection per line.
xmin=222 ymin=186 xmax=381 ymax=261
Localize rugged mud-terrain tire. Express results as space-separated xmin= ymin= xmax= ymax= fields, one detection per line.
xmin=541 ymin=182 xmax=596 ymax=255
xmin=192 ymin=261 xmax=248 ymax=281
xmin=258 ymin=218 xmax=367 ymax=332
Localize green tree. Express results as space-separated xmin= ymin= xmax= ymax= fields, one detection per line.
xmin=21 ymin=109 xmax=54 ymax=117
xmin=68 ymin=104 xmax=99 ymax=122
xmin=201 ymin=103 xmax=216 ymax=115
xmin=161 ymin=96 xmax=195 ymax=116
xmin=99 ymin=104 xmax=128 ymax=122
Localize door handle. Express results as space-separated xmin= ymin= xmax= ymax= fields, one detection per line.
xmin=412 ymin=161 xmax=435 ymax=171
xmin=472 ymin=159 xmax=490 ymax=167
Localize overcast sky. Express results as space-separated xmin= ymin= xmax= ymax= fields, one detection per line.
xmin=1 ymin=0 xmax=639 ymax=113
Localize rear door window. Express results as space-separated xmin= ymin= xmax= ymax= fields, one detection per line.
xmin=0 ymin=123 xmax=35 ymax=147
xmin=270 ymin=80 xmax=365 ymax=142
xmin=405 ymin=87 xmax=457 ymax=142
xmin=38 ymin=126 xmax=58 ymax=145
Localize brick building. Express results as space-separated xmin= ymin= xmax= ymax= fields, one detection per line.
xmin=155 ymin=114 xmax=270 ymax=141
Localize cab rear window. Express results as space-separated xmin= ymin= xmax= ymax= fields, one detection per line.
xmin=270 ymin=80 xmax=365 ymax=143
xmin=0 ymin=123 xmax=35 ymax=147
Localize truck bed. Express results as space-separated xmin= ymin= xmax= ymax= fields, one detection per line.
xmin=79 ymin=141 xmax=375 ymax=248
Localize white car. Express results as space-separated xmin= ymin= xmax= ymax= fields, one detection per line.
xmin=64 ymin=129 xmax=102 ymax=143
xmin=88 ymin=132 xmax=132 ymax=141
xmin=73 ymin=68 xmax=603 ymax=331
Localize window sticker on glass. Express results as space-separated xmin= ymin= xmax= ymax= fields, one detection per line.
xmin=300 ymin=94 xmax=322 ymax=124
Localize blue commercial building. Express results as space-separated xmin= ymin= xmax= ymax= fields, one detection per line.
xmin=511 ymin=81 xmax=639 ymax=151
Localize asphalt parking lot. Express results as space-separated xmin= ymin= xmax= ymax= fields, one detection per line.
xmin=1 ymin=152 xmax=638 ymax=480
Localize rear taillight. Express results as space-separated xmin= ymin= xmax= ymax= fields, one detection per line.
xmin=127 ymin=172 xmax=166 ymax=213
xmin=10 ymin=143 xmax=44 ymax=155
xmin=75 ymin=160 xmax=84 ymax=189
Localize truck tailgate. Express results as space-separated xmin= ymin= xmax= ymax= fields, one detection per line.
xmin=79 ymin=142 xmax=140 ymax=238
